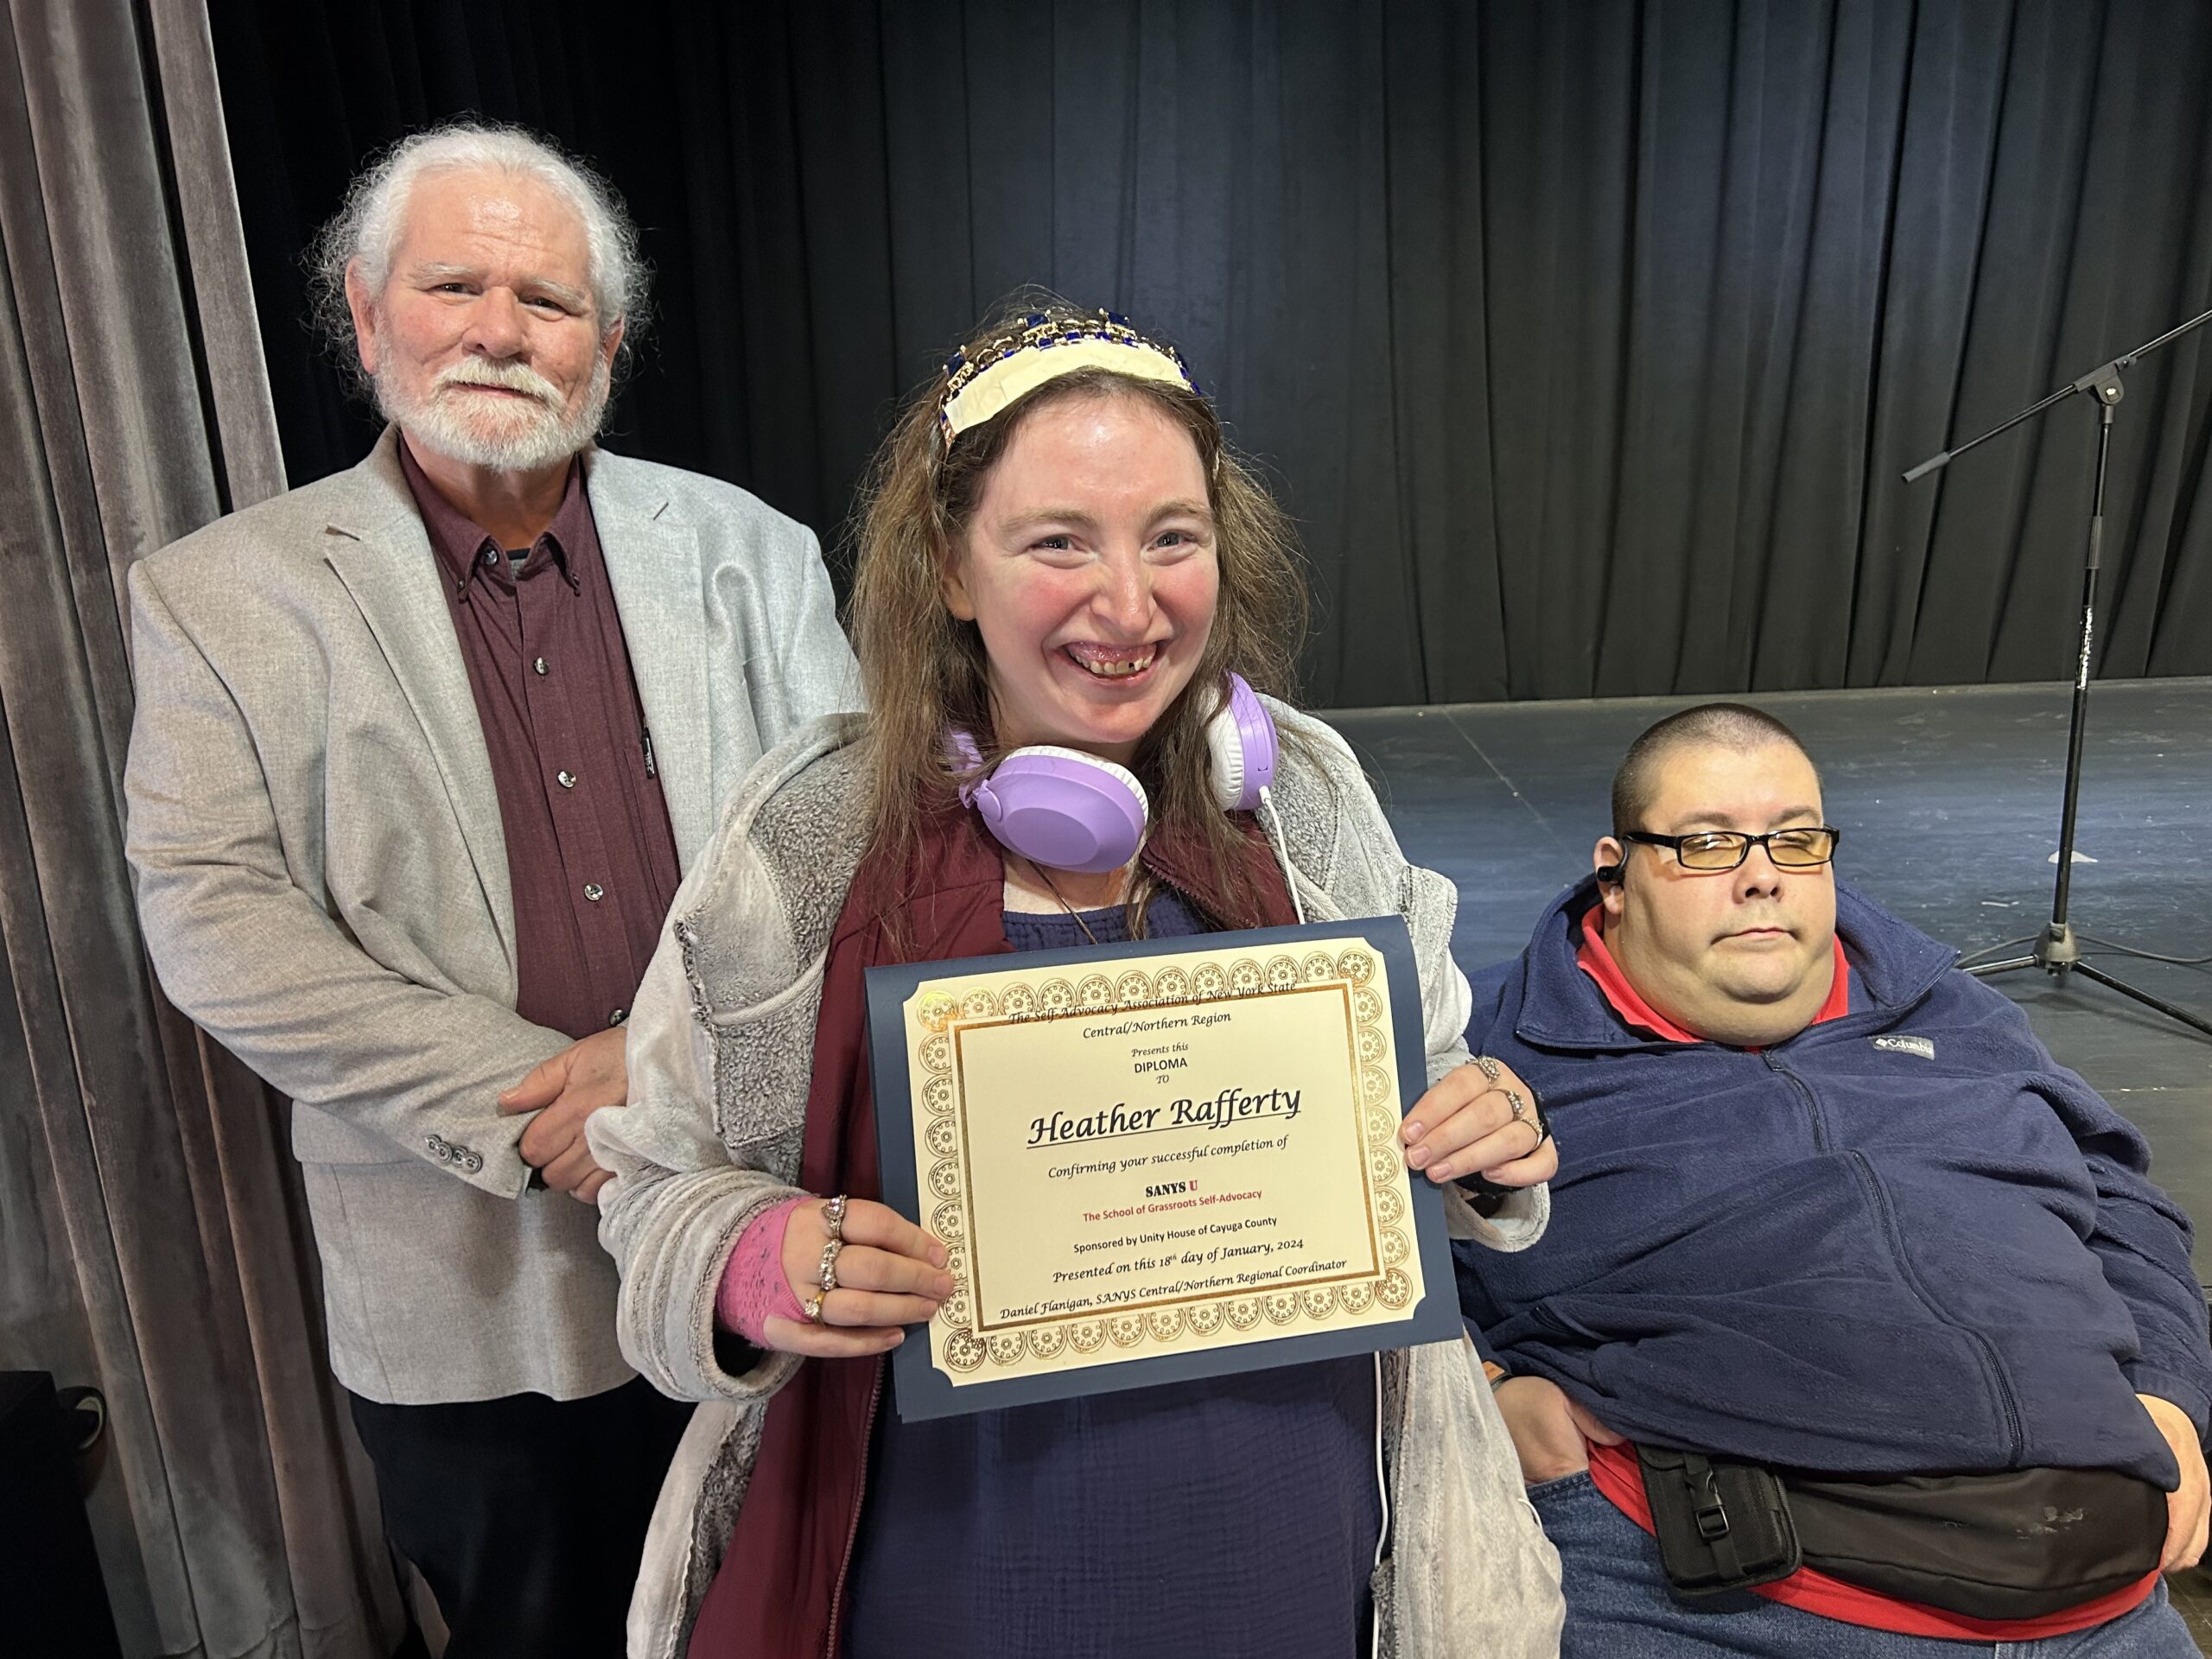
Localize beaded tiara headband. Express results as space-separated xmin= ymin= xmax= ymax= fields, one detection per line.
xmin=938 ymin=310 xmax=1199 ymax=446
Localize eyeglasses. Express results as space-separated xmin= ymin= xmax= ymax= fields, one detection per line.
xmin=1621 ymin=827 xmax=1840 ymax=873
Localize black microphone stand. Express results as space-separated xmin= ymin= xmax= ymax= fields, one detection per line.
xmin=1904 ymin=307 xmax=2212 ymax=1039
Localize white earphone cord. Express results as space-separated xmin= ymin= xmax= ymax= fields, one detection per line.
xmin=1258 ymin=788 xmax=1306 ymax=925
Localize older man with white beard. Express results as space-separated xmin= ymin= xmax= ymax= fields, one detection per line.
xmin=123 ymin=122 xmax=857 ymax=1656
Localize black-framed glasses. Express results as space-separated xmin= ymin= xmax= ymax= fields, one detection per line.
xmin=1621 ymin=826 xmax=1841 ymax=873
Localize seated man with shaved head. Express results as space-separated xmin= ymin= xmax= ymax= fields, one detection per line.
xmin=1457 ymin=702 xmax=2211 ymax=1656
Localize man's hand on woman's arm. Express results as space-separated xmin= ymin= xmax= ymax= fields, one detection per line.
xmin=500 ymin=1026 xmax=630 ymax=1203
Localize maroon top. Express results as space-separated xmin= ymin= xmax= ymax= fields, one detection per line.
xmin=688 ymin=805 xmax=1300 ymax=1658
xmin=400 ymin=441 xmax=683 ymax=1041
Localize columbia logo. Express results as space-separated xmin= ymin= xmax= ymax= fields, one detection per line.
xmin=1872 ymin=1035 xmax=1936 ymax=1060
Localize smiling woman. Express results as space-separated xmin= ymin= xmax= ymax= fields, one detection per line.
xmin=587 ymin=296 xmax=1566 ymax=1659
xmin=941 ymin=394 xmax=1217 ymax=765
xmin=853 ymin=301 xmax=1310 ymax=934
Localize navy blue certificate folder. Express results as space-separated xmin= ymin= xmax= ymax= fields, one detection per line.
xmin=865 ymin=914 xmax=1462 ymax=1422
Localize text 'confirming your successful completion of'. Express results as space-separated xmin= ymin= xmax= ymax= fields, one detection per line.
xmin=1027 ymin=1087 xmax=1303 ymax=1148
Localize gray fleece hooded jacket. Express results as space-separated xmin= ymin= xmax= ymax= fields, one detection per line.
xmin=590 ymin=703 xmax=1565 ymax=1659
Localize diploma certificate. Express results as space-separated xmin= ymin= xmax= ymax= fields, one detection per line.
xmin=866 ymin=916 xmax=1459 ymax=1421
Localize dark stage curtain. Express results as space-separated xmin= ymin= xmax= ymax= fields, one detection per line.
xmin=210 ymin=0 xmax=2212 ymax=707
xmin=1 ymin=1 xmax=404 ymax=1652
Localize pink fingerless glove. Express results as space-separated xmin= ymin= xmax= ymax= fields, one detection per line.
xmin=715 ymin=1195 xmax=811 ymax=1344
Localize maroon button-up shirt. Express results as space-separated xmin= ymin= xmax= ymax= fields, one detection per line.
xmin=400 ymin=441 xmax=683 ymax=1041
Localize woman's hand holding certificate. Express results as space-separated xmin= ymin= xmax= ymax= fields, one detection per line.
xmin=865 ymin=917 xmax=1554 ymax=1420
xmin=1401 ymin=1057 xmax=1555 ymax=1190
xmin=738 ymin=1039 xmax=1548 ymax=1370
xmin=758 ymin=1199 xmax=955 ymax=1358
xmin=743 ymin=986 xmax=1554 ymax=1372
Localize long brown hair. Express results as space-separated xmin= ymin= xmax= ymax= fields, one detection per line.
xmin=849 ymin=296 xmax=1310 ymax=929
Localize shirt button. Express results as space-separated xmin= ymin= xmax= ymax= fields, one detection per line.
xmin=583 ymin=883 xmax=605 ymax=902
xmin=480 ymin=548 xmax=499 ymax=567
xmin=557 ymin=769 xmax=576 ymax=789
xmin=609 ymin=1007 xmax=628 ymax=1026
xmin=534 ymin=657 xmax=549 ymax=676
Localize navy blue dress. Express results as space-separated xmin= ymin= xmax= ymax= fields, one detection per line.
xmin=842 ymin=891 xmax=1382 ymax=1659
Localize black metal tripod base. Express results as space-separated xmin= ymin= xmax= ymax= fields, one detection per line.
xmin=1967 ymin=924 xmax=2212 ymax=1039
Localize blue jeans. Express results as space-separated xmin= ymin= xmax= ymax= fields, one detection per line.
xmin=1531 ymin=1470 xmax=2198 ymax=1657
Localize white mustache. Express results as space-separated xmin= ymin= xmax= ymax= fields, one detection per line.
xmin=434 ymin=359 xmax=563 ymax=408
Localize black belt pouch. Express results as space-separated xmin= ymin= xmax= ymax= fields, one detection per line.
xmin=1636 ymin=1445 xmax=1802 ymax=1596
xmin=1787 ymin=1465 xmax=2167 ymax=1620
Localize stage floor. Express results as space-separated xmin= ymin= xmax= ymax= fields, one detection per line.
xmin=1325 ymin=677 xmax=2212 ymax=1276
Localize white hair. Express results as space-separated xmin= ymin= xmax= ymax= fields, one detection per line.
xmin=308 ymin=120 xmax=649 ymax=395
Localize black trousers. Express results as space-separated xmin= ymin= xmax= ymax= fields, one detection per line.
xmin=350 ymin=1377 xmax=692 ymax=1659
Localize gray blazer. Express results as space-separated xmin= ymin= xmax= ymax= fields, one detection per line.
xmin=124 ymin=428 xmax=860 ymax=1405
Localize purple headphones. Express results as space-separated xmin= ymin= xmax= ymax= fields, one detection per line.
xmin=951 ymin=673 xmax=1280 ymax=874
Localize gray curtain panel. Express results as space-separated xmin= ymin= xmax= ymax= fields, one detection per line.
xmin=0 ymin=1 xmax=403 ymax=1656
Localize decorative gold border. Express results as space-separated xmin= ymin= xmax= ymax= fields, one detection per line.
xmin=907 ymin=944 xmax=1416 ymax=1376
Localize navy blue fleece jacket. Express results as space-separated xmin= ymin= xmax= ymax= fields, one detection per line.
xmin=1456 ymin=879 xmax=2212 ymax=1489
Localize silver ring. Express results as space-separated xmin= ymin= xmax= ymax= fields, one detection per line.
xmin=1472 ymin=1054 xmax=1503 ymax=1084
xmin=1511 ymin=1084 xmax=1554 ymax=1151
xmin=823 ymin=1192 xmax=849 ymax=1243
xmin=817 ymin=1237 xmax=843 ymax=1294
